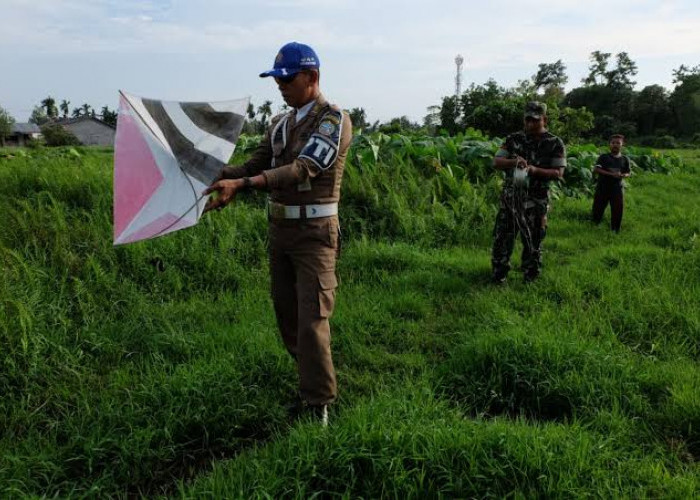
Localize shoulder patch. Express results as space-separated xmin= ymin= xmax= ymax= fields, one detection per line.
xmin=298 ymin=108 xmax=344 ymax=172
xmin=318 ymin=120 xmax=336 ymax=136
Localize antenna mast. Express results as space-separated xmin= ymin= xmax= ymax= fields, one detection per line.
xmin=455 ymin=54 xmax=464 ymax=95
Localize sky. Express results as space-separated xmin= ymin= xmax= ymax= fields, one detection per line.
xmin=1 ymin=0 xmax=700 ymax=123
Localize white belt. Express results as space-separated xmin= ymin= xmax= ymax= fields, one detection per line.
xmin=269 ymin=201 xmax=338 ymax=219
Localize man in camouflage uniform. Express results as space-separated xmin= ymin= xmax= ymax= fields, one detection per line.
xmin=204 ymin=42 xmax=352 ymax=425
xmin=491 ymin=102 xmax=567 ymax=283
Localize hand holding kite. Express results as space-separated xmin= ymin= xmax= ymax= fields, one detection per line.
xmin=202 ymin=178 xmax=247 ymax=213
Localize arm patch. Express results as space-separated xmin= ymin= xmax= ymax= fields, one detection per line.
xmin=298 ymin=109 xmax=343 ymax=171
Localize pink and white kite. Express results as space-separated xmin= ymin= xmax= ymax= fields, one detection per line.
xmin=113 ymin=91 xmax=249 ymax=245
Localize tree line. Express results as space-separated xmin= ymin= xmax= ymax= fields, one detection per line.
xmin=28 ymin=97 xmax=118 ymax=128
xmin=428 ymin=52 xmax=700 ymax=146
xmin=3 ymin=51 xmax=699 ymax=147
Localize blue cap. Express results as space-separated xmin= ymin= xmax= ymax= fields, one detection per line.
xmin=259 ymin=42 xmax=320 ymax=78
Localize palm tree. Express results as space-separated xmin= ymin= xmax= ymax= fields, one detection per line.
xmin=72 ymin=108 xmax=82 ymax=118
xmin=246 ymin=102 xmax=256 ymax=121
xmin=81 ymin=103 xmax=92 ymax=117
xmin=257 ymin=100 xmax=273 ymax=131
xmin=41 ymin=96 xmax=58 ymax=119
xmin=101 ymin=106 xmax=117 ymax=127
xmin=60 ymin=100 xmax=70 ymax=118
xmin=349 ymin=107 xmax=367 ymax=130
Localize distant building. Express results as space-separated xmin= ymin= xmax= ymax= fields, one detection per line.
xmin=58 ymin=116 xmax=116 ymax=146
xmin=5 ymin=123 xmax=42 ymax=147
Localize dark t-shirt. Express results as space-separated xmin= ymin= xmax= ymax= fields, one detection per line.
xmin=595 ymin=153 xmax=630 ymax=190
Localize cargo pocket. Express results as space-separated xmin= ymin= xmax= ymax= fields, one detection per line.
xmin=318 ymin=270 xmax=338 ymax=318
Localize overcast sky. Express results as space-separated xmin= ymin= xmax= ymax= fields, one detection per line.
xmin=2 ymin=0 xmax=700 ymax=123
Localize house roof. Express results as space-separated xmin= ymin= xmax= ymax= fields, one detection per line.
xmin=57 ymin=116 xmax=116 ymax=130
xmin=11 ymin=123 xmax=41 ymax=134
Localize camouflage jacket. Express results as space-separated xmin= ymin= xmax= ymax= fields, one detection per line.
xmin=495 ymin=130 xmax=567 ymax=198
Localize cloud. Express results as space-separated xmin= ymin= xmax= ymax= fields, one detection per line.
xmin=5 ymin=0 xmax=698 ymax=63
xmin=2 ymin=0 xmax=700 ymax=121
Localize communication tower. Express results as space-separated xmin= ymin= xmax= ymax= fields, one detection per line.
xmin=455 ymin=54 xmax=464 ymax=96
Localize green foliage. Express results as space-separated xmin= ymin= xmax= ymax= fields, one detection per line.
xmin=457 ymin=80 xmax=529 ymax=137
xmin=439 ymin=95 xmax=461 ymax=135
xmin=375 ymin=116 xmax=421 ymax=135
xmin=670 ymin=68 xmax=700 ymax=137
xmin=583 ymin=51 xmax=638 ymax=89
xmin=441 ymin=79 xmax=592 ymax=141
xmin=548 ymin=106 xmax=595 ymax=143
xmin=41 ymin=96 xmax=59 ymax=119
xmin=638 ymin=135 xmax=678 ymax=149
xmin=432 ymin=53 xmax=700 ymax=142
xmin=100 ymin=105 xmax=118 ymax=127
xmin=533 ymin=59 xmax=568 ymax=91
xmin=634 ymin=85 xmax=673 ymax=135
xmin=59 ymin=99 xmax=70 ymax=118
xmin=40 ymin=123 xmax=82 ymax=146
xmin=347 ymin=107 xmax=367 ymax=131
xmin=29 ymin=105 xmax=49 ymax=126
xmin=0 ymin=105 xmax=15 ymax=145
xmin=0 ymin=145 xmax=698 ymax=497
xmin=240 ymin=132 xmax=681 ymax=231
xmin=565 ymin=84 xmax=637 ymax=139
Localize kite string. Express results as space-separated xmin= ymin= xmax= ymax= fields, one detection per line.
xmin=149 ymin=194 xmax=208 ymax=239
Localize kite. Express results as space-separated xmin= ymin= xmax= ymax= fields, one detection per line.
xmin=113 ymin=90 xmax=249 ymax=245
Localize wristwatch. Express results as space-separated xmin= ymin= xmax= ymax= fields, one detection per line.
xmin=242 ymin=177 xmax=252 ymax=190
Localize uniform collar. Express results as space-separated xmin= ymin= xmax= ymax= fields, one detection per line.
xmin=294 ymin=99 xmax=316 ymax=123
xmin=291 ymin=93 xmax=328 ymax=128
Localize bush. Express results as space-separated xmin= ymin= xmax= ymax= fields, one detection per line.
xmin=637 ymin=135 xmax=678 ymax=149
xmin=691 ymin=132 xmax=700 ymax=145
xmin=657 ymin=135 xmax=678 ymax=148
xmin=40 ymin=123 xmax=81 ymax=147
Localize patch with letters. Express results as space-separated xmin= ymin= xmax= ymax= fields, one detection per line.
xmin=298 ymin=109 xmax=343 ymax=171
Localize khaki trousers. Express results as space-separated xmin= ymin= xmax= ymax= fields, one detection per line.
xmin=268 ymin=216 xmax=339 ymax=405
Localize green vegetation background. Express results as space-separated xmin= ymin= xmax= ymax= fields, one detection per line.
xmin=0 ymin=137 xmax=698 ymax=497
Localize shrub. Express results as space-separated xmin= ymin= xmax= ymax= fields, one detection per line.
xmin=40 ymin=123 xmax=81 ymax=147
xmin=638 ymin=135 xmax=678 ymax=149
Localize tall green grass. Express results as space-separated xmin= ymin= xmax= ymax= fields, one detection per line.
xmin=0 ymin=144 xmax=698 ymax=497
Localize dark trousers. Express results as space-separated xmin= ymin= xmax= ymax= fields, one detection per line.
xmin=268 ymin=216 xmax=339 ymax=406
xmin=491 ymin=191 xmax=548 ymax=279
xmin=592 ymin=186 xmax=624 ymax=232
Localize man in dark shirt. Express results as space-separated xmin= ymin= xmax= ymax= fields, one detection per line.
xmin=592 ymin=134 xmax=631 ymax=232
xmin=491 ymin=102 xmax=567 ymax=283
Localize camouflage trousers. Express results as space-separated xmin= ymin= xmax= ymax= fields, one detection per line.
xmin=491 ymin=187 xmax=549 ymax=279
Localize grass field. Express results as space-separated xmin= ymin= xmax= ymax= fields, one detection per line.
xmin=1 ymin=144 xmax=699 ymax=497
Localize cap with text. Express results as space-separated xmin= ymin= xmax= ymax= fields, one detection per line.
xmin=259 ymin=42 xmax=320 ymax=78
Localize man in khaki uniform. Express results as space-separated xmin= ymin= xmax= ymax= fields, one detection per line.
xmin=204 ymin=42 xmax=352 ymax=425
